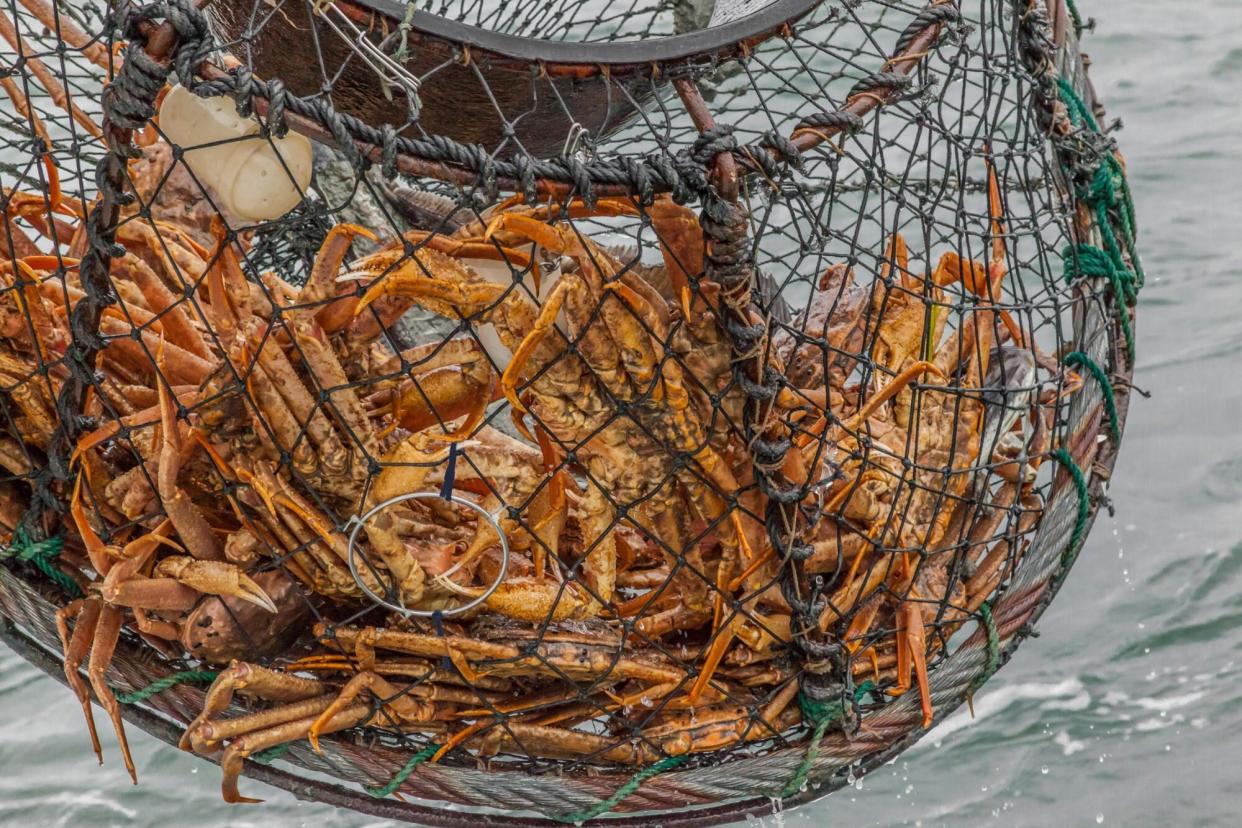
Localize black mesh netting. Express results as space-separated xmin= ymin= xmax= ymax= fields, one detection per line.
xmin=0 ymin=0 xmax=1139 ymax=823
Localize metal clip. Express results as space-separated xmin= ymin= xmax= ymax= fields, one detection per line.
xmin=562 ymin=121 xmax=588 ymax=159
xmin=312 ymin=1 xmax=423 ymax=115
xmin=345 ymin=491 xmax=509 ymax=618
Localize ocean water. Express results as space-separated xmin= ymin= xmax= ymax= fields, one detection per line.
xmin=2 ymin=0 xmax=1240 ymax=825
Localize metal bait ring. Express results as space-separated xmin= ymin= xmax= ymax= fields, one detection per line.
xmin=344 ymin=491 xmax=509 ymax=618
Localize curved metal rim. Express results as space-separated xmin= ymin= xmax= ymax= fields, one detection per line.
xmin=0 ymin=228 xmax=1136 ymax=828
xmin=0 ymin=331 xmax=1134 ymax=828
xmin=349 ymin=0 xmax=822 ymax=70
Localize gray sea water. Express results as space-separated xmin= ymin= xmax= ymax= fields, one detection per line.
xmin=2 ymin=0 xmax=1240 ymax=825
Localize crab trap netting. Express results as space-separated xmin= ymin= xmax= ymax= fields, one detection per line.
xmin=0 ymin=0 xmax=1140 ymax=823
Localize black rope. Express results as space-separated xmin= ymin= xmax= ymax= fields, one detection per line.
xmin=795 ymin=109 xmax=864 ymax=135
xmin=847 ymin=71 xmax=913 ymax=99
xmin=118 ymin=0 xmax=813 ymax=206
xmin=693 ymin=173 xmax=840 ymax=706
xmin=893 ymin=3 xmax=961 ymax=56
xmin=27 ymin=5 xmax=175 ymax=539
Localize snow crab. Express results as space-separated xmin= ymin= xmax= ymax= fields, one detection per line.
xmin=0 ymin=25 xmax=1068 ymax=801
xmin=347 ymin=194 xmax=762 ymax=628
xmin=182 ymin=619 xmax=806 ymax=803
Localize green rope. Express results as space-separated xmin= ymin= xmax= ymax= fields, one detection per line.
xmin=1062 ymin=351 xmax=1121 ymax=441
xmin=968 ymin=601 xmax=1001 ymax=696
xmin=113 ymin=669 xmax=219 ymax=704
xmin=551 ymin=755 xmax=688 ymax=824
xmin=1057 ymin=76 xmax=1100 ymax=132
xmin=1050 ymin=448 xmax=1091 ymax=565
xmin=366 ymin=742 xmax=440 ymax=798
xmin=1 ymin=528 xmax=79 ymax=597
xmin=1085 ymin=161 xmax=1144 ymax=289
xmin=1063 ymin=242 xmax=1135 ymax=302
xmin=1064 ymin=0 xmax=1086 ymax=37
xmin=1063 ymin=243 xmax=1136 ymax=361
xmin=776 ymin=680 xmax=877 ymax=799
xmin=392 ymin=1 xmax=418 ymax=63
xmin=1056 ymin=78 xmax=1145 ymax=289
xmin=251 ymin=741 xmax=292 ymax=765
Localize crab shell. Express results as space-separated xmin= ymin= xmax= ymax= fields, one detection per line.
xmin=180 ymin=570 xmax=311 ymax=663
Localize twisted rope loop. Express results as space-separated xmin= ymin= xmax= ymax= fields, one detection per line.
xmin=1 ymin=529 xmax=77 ymax=595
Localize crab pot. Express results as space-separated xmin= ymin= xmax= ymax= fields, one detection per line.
xmin=0 ymin=0 xmax=1140 ymax=824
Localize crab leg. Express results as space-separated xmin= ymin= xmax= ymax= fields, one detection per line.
xmin=204 ymin=226 xmax=349 ymax=475
xmin=191 ymin=694 xmax=337 ymax=754
xmin=283 ymin=299 xmax=380 ymax=462
xmin=15 ymin=0 xmax=110 ymax=68
xmin=0 ymin=75 xmax=51 ymax=157
xmin=182 ymin=661 xmax=327 ymax=750
xmin=370 ymin=340 xmax=498 ymax=441
xmin=307 ymin=672 xmax=453 ymax=751
xmin=96 ymin=518 xmax=194 ymax=609
xmin=55 ymin=598 xmax=104 ymax=765
xmin=335 ymin=232 xmax=536 ymax=339
xmin=114 ymin=254 xmax=211 ymax=359
xmin=0 ymin=11 xmax=102 ymax=138
xmin=152 ymin=557 xmax=277 ymax=612
xmin=219 ymin=705 xmax=370 ymax=803
xmin=485 ymin=722 xmax=650 ymax=764
xmin=499 ymin=280 xmax=573 ymax=411
xmin=887 ymin=600 xmax=934 ymax=727
xmin=299 ymin=223 xmax=377 ymax=305
xmin=87 ymin=604 xmax=137 ymax=782
xmin=156 ymin=366 xmax=223 ymax=560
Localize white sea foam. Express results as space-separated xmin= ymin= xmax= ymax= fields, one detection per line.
xmin=1132 ymin=691 xmax=1204 ymax=712
xmin=914 ymin=678 xmax=1087 ymax=746
xmin=1054 ymin=730 xmax=1087 ymax=756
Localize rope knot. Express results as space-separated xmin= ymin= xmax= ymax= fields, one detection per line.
xmin=848 ymin=71 xmax=913 ymax=100
xmin=2 ymin=528 xmax=77 ymax=595
xmin=690 ymin=124 xmax=737 ymax=165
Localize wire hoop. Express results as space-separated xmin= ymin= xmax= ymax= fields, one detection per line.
xmin=345 ymin=492 xmax=511 ymax=617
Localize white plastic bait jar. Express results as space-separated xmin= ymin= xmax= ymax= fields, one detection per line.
xmin=157 ymin=85 xmax=313 ymax=223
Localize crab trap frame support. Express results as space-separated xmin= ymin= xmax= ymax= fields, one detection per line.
xmin=179 ymin=1 xmax=960 ymax=201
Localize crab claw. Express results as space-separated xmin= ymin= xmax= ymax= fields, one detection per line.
xmin=154 ymin=557 xmax=278 ymax=613
xmin=500 ymin=280 xmax=573 ymax=412
xmin=352 ymin=254 xmax=505 ymax=320
xmin=220 ymin=746 xmax=265 ymax=804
